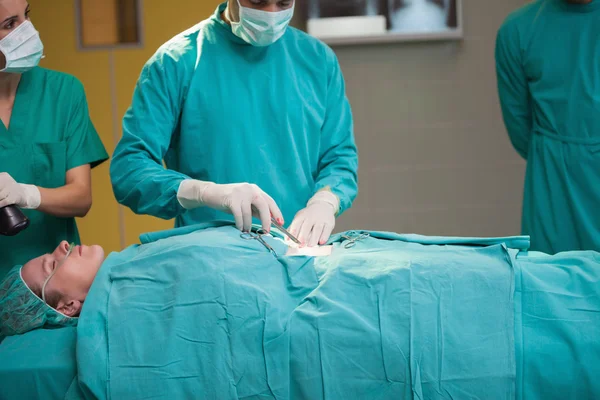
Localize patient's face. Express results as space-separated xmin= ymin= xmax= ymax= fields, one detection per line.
xmin=21 ymin=241 xmax=105 ymax=316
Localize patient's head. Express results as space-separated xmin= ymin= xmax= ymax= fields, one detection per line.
xmin=0 ymin=241 xmax=104 ymax=339
xmin=21 ymin=241 xmax=105 ymax=317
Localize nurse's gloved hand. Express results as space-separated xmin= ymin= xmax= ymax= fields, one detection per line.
xmin=289 ymin=191 xmax=339 ymax=247
xmin=0 ymin=172 xmax=41 ymax=209
xmin=177 ymin=180 xmax=283 ymax=233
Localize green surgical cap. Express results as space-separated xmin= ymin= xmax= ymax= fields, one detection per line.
xmin=0 ymin=265 xmax=77 ymax=340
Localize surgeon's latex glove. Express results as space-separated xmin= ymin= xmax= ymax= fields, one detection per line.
xmin=0 ymin=172 xmax=41 ymax=209
xmin=289 ymin=191 xmax=339 ymax=247
xmin=178 ymin=180 xmax=284 ymax=233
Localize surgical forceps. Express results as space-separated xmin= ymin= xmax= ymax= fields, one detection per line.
xmin=248 ymin=205 xmax=301 ymax=245
xmin=271 ymin=217 xmax=301 ymax=245
xmin=341 ymin=232 xmax=370 ymax=249
xmin=240 ymin=229 xmax=278 ymax=256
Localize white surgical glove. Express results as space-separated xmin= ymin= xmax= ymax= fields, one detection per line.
xmin=177 ymin=180 xmax=284 ymax=233
xmin=289 ymin=191 xmax=339 ymax=247
xmin=0 ymin=172 xmax=41 ymax=209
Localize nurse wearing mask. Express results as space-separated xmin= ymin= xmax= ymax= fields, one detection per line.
xmin=496 ymin=0 xmax=600 ymax=254
xmin=111 ymin=0 xmax=358 ymax=247
xmin=0 ymin=0 xmax=108 ymax=279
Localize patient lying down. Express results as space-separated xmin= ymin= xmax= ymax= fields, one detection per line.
xmin=0 ymin=234 xmax=326 ymax=337
xmin=0 ymin=241 xmax=105 ymax=338
xmin=1 ymin=225 xmax=599 ymax=399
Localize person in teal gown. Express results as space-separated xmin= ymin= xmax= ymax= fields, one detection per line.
xmin=110 ymin=0 xmax=358 ymax=248
xmin=496 ymin=0 xmax=600 ymax=254
xmin=0 ymin=0 xmax=108 ymax=279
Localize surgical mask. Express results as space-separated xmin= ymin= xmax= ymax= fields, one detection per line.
xmin=0 ymin=21 xmax=44 ymax=74
xmin=231 ymin=0 xmax=295 ymax=47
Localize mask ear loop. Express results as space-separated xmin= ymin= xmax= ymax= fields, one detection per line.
xmin=42 ymin=243 xmax=75 ymax=304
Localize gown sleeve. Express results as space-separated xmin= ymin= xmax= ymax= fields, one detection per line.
xmin=313 ymin=48 xmax=359 ymax=215
xmin=110 ymin=42 xmax=196 ymax=220
xmin=495 ymin=17 xmax=533 ymax=160
xmin=65 ymin=78 xmax=109 ymax=170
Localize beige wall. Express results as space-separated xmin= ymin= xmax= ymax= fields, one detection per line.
xmin=332 ymin=0 xmax=529 ymax=237
xmin=31 ymin=0 xmax=528 ymax=251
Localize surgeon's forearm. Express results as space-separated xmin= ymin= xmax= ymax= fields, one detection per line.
xmin=314 ymin=167 xmax=358 ymax=216
xmin=37 ymin=184 xmax=92 ymax=218
xmin=498 ymin=92 xmax=532 ymax=159
xmin=497 ymin=85 xmax=532 ymax=159
xmin=496 ymin=25 xmax=532 ymax=160
xmin=36 ymin=164 xmax=93 ymax=218
xmin=314 ymin=143 xmax=358 ymax=216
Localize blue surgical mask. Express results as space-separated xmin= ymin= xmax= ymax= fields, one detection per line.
xmin=231 ymin=0 xmax=295 ymax=47
xmin=0 ymin=21 xmax=44 ymax=74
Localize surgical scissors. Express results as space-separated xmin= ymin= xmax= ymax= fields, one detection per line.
xmin=240 ymin=229 xmax=278 ymax=257
xmin=341 ymin=232 xmax=370 ymax=249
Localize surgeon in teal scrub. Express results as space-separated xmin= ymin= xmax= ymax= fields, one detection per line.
xmin=0 ymin=0 xmax=108 ymax=279
xmin=110 ymin=0 xmax=358 ymax=247
xmin=496 ymin=0 xmax=600 ymax=254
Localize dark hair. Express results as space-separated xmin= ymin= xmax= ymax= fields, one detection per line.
xmin=45 ymin=289 xmax=81 ymax=317
xmin=44 ymin=288 xmax=61 ymax=310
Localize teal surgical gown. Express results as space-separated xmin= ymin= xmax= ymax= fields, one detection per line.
xmin=0 ymin=67 xmax=108 ymax=280
xmin=496 ymin=0 xmax=600 ymax=254
xmin=110 ymin=2 xmax=358 ymax=228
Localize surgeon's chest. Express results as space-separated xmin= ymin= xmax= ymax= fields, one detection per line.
xmin=180 ymin=46 xmax=328 ymax=153
xmin=524 ymin=17 xmax=600 ymax=93
xmin=0 ymin=86 xmax=70 ymax=145
xmin=0 ymin=77 xmax=71 ymax=187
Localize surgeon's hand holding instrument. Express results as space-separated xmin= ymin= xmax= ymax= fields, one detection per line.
xmin=290 ymin=190 xmax=339 ymax=247
xmin=177 ymin=180 xmax=284 ymax=233
xmin=0 ymin=172 xmax=41 ymax=210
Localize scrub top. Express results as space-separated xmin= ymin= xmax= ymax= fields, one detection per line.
xmin=0 ymin=67 xmax=108 ymax=280
xmin=496 ymin=0 xmax=600 ymax=254
xmin=110 ymin=2 xmax=358 ymax=228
